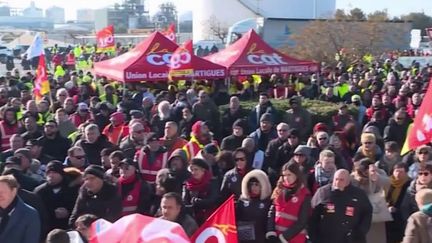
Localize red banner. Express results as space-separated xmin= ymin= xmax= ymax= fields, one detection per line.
xmin=34 ymin=54 xmax=50 ymax=101
xmin=90 ymin=214 xmax=190 ymax=243
xmin=407 ymin=79 xmax=432 ymax=150
xmin=191 ymin=195 xmax=238 ymax=243
xmin=97 ymin=25 xmax=115 ymax=53
xmin=163 ymin=23 xmax=176 ymax=43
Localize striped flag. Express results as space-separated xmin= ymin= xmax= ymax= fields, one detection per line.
xmin=34 ymin=55 xmax=50 ymax=100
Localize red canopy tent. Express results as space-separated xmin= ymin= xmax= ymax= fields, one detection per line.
xmin=93 ymin=32 xmax=178 ymax=82
xmin=205 ymin=30 xmax=319 ymax=76
xmin=169 ymin=40 xmax=227 ymax=80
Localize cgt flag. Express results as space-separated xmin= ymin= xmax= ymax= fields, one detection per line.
xmin=163 ymin=23 xmax=177 ymax=43
xmin=406 ymin=79 xmax=432 ymax=152
xmin=191 ymin=195 xmax=238 ymax=243
xmin=97 ymin=25 xmax=115 ymax=53
xmin=34 ymin=54 xmax=50 ymax=101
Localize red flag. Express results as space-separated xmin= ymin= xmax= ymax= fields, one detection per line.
xmin=34 ymin=54 xmax=50 ymax=100
xmin=90 ymin=214 xmax=190 ymax=243
xmin=97 ymin=25 xmax=115 ymax=53
xmin=169 ymin=40 xmax=193 ymax=77
xmin=164 ymin=23 xmax=176 ymax=43
xmin=407 ymin=79 xmax=432 ymax=150
xmin=191 ymin=195 xmax=238 ymax=243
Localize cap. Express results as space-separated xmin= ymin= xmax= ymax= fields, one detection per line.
xmin=232 ymin=119 xmax=247 ymax=130
xmin=14 ymin=148 xmax=31 ymax=161
xmin=190 ymin=158 xmax=209 ymax=171
xmin=5 ymin=156 xmax=21 ymax=166
xmin=46 ymin=161 xmax=65 ymax=175
xmin=288 ymin=128 xmax=300 ymax=138
xmin=351 ymin=94 xmax=361 ymax=102
xmin=260 ymin=113 xmax=273 ymax=123
xmin=83 ymin=165 xmax=105 ymax=179
xmin=147 ymin=133 xmax=160 ymax=142
xmin=78 ymin=102 xmax=89 ymax=111
xmin=119 ymin=158 xmax=137 ymax=168
xmin=130 ymin=110 xmax=143 ymax=119
xmin=203 ymin=144 xmax=219 ymax=156
xmin=294 ymin=145 xmax=310 ymax=156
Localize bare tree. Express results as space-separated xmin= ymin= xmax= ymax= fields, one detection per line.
xmin=203 ymin=15 xmax=229 ymax=44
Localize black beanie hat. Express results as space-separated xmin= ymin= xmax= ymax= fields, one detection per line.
xmin=84 ymin=165 xmax=105 ymax=180
xmin=190 ymin=158 xmax=209 ymax=171
xmin=46 ymin=160 xmax=65 ymax=176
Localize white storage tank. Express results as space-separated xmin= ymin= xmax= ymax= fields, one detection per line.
xmin=193 ymin=0 xmax=336 ymax=41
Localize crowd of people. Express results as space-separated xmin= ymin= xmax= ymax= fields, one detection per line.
xmin=0 ymin=43 xmax=431 ymax=243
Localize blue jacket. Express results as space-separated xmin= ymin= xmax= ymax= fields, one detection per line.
xmin=0 ymin=197 xmax=40 ymax=243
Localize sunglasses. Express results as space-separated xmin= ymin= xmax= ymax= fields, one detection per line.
xmin=419 ymin=151 xmax=429 ymax=155
xmin=418 ymin=172 xmax=430 ymax=176
xmin=318 ymin=137 xmax=328 ymax=141
xmin=235 ymin=157 xmax=246 ymax=162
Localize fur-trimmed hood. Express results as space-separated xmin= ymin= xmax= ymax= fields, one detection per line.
xmin=241 ymin=169 xmax=272 ymax=200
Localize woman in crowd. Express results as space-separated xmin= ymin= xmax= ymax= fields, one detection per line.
xmin=182 ymin=158 xmax=219 ymax=225
xmin=351 ymin=158 xmax=390 ymax=243
xmin=407 ymin=145 xmax=432 ymax=179
xmin=386 ymin=163 xmax=411 ymax=243
xmin=236 ymin=169 xmax=272 ymax=243
xmin=266 ymin=161 xmax=311 ymax=243
xmin=353 ymin=133 xmax=382 ymax=163
xmin=220 ymin=148 xmax=252 ymax=201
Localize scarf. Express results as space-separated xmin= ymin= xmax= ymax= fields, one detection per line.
xmin=415 ymin=179 xmax=431 ymax=194
xmin=118 ymin=174 xmax=138 ymax=199
xmin=186 ymin=170 xmax=212 ymax=193
xmin=0 ymin=196 xmax=18 ymax=234
xmin=388 ymin=175 xmax=408 ymax=205
xmin=282 ymin=181 xmax=299 ymax=201
xmin=315 ymin=165 xmax=335 ymax=187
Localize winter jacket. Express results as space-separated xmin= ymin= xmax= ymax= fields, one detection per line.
xmin=220 ymin=167 xmax=247 ymax=201
xmin=284 ymin=102 xmax=312 ymax=140
xmin=119 ymin=136 xmax=143 ymax=159
xmin=402 ymin=204 xmax=432 ymax=243
xmin=39 ymin=133 xmax=72 ymax=162
xmin=401 ymin=179 xmax=432 ymax=221
xmin=76 ymin=135 xmax=114 ymax=165
xmin=221 ymin=134 xmax=245 ymax=152
xmin=34 ymin=179 xmax=80 ymax=230
xmin=221 ymin=108 xmax=248 ymax=137
xmin=249 ymin=128 xmax=277 ymax=152
xmin=0 ymin=197 xmax=41 ymax=243
xmin=384 ymin=119 xmax=410 ymax=147
xmin=174 ymin=211 xmax=199 ymax=237
xmin=69 ymin=182 xmax=122 ymax=226
xmin=309 ymin=184 xmax=373 ymax=243
xmin=236 ymin=170 xmax=272 ymax=243
xmin=248 ymin=102 xmax=277 ymax=130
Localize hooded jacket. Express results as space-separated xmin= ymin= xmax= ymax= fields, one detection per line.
xmin=167 ymin=148 xmax=190 ymax=192
xmin=236 ymin=170 xmax=272 ymax=243
xmin=402 ymin=203 xmax=432 ymax=243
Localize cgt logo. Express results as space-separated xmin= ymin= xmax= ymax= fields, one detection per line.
xmin=147 ymin=51 xmax=191 ymax=68
xmin=247 ymin=53 xmax=287 ymax=65
xmin=246 ymin=42 xmax=287 ymax=65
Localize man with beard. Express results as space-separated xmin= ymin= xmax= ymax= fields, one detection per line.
xmin=309 ymin=169 xmax=372 ymax=243
xmin=39 ymin=120 xmax=71 ymax=162
xmin=120 ymin=122 xmax=146 ymax=159
xmin=34 ymin=161 xmax=79 ymax=230
xmin=161 ymin=121 xmax=187 ymax=158
xmin=0 ymin=107 xmax=20 ymax=152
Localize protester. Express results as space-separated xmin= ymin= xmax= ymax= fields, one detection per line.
xmin=0 ymin=175 xmax=41 ymax=243
xmin=160 ymin=192 xmax=198 ymax=237
xmin=402 ymin=188 xmax=432 ymax=243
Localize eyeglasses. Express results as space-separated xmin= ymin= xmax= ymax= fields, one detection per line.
xmin=73 ymin=155 xmax=85 ymax=160
xmin=419 ymin=151 xmax=429 ymax=155
xmin=318 ymin=137 xmax=328 ymax=141
xmin=235 ymin=157 xmax=246 ymax=162
xmin=418 ymin=172 xmax=430 ymax=176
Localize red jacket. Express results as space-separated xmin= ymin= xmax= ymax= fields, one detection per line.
xmin=274 ymin=186 xmax=311 ymax=243
xmin=135 ymin=148 xmax=168 ymax=183
xmin=118 ymin=177 xmax=142 ymax=216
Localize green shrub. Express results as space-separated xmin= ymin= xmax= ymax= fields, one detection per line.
xmin=219 ymin=98 xmax=358 ymax=126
